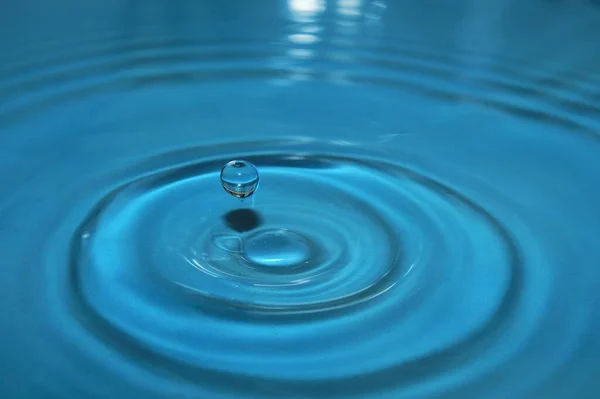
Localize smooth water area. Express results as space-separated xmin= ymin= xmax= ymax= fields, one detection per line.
xmin=1 ymin=0 xmax=600 ymax=398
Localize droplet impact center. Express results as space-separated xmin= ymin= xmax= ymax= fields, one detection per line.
xmin=242 ymin=229 xmax=313 ymax=268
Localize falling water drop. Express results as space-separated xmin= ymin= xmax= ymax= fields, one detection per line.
xmin=220 ymin=160 xmax=259 ymax=199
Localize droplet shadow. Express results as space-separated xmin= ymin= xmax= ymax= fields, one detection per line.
xmin=224 ymin=209 xmax=263 ymax=233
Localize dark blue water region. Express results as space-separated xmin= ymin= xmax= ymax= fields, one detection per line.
xmin=1 ymin=1 xmax=600 ymax=398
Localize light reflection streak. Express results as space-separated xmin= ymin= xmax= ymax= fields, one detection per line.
xmin=337 ymin=0 xmax=362 ymax=16
xmin=288 ymin=0 xmax=325 ymax=22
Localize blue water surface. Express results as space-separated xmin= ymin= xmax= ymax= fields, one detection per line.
xmin=1 ymin=0 xmax=600 ymax=398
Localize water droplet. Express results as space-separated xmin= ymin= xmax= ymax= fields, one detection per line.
xmin=220 ymin=160 xmax=259 ymax=199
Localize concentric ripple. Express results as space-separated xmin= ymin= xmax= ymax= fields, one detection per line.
xmin=73 ymin=148 xmax=514 ymax=318
xmin=56 ymin=139 xmax=529 ymax=398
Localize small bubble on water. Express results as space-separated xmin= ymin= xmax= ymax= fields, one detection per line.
xmin=220 ymin=160 xmax=259 ymax=199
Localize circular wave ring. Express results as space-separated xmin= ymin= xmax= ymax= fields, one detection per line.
xmin=68 ymin=141 xmax=520 ymax=392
